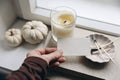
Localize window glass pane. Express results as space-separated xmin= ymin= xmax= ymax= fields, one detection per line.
xmin=36 ymin=0 xmax=120 ymax=26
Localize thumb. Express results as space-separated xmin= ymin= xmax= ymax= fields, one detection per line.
xmin=47 ymin=50 xmax=63 ymax=62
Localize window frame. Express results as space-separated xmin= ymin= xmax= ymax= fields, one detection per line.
xmin=18 ymin=0 xmax=120 ymax=36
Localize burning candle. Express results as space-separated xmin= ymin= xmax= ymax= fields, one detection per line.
xmin=51 ymin=7 xmax=76 ymax=41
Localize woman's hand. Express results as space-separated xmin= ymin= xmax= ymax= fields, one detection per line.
xmin=27 ymin=48 xmax=66 ymax=66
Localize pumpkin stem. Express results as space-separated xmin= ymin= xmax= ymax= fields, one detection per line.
xmin=10 ymin=31 xmax=14 ymax=36
xmin=31 ymin=26 xmax=34 ymax=29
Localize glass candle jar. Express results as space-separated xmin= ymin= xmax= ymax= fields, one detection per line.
xmin=51 ymin=7 xmax=76 ymax=41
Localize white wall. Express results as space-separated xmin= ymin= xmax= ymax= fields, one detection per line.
xmin=0 ymin=0 xmax=16 ymax=38
xmin=13 ymin=0 xmax=23 ymax=18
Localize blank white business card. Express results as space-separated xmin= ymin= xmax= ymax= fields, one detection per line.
xmin=57 ymin=38 xmax=91 ymax=56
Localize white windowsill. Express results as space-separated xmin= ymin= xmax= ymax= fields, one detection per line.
xmin=33 ymin=7 xmax=120 ymax=36
xmin=18 ymin=0 xmax=120 ymax=36
xmin=36 ymin=0 xmax=120 ymax=26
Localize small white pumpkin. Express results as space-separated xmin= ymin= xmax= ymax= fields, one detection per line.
xmin=22 ymin=21 xmax=48 ymax=44
xmin=4 ymin=28 xmax=23 ymax=47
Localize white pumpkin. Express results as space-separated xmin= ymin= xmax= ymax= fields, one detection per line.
xmin=22 ymin=21 xmax=48 ymax=44
xmin=4 ymin=28 xmax=23 ymax=47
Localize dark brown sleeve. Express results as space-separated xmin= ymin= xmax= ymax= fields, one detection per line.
xmin=5 ymin=57 xmax=48 ymax=80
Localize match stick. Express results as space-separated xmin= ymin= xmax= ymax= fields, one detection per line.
xmin=92 ymin=48 xmax=111 ymax=54
xmin=97 ymin=42 xmax=116 ymax=64
xmin=90 ymin=37 xmax=120 ymax=49
xmin=102 ymin=37 xmax=120 ymax=47
xmin=92 ymin=36 xmax=106 ymax=61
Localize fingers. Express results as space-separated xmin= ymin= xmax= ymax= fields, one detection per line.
xmin=53 ymin=62 xmax=60 ymax=66
xmin=47 ymin=50 xmax=63 ymax=61
xmin=45 ymin=48 xmax=57 ymax=54
xmin=37 ymin=48 xmax=57 ymax=55
xmin=50 ymin=57 xmax=66 ymax=67
xmin=49 ymin=62 xmax=60 ymax=67
xmin=53 ymin=57 xmax=66 ymax=66
xmin=58 ymin=56 xmax=66 ymax=62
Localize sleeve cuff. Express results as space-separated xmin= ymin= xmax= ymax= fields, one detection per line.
xmin=24 ymin=57 xmax=48 ymax=69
